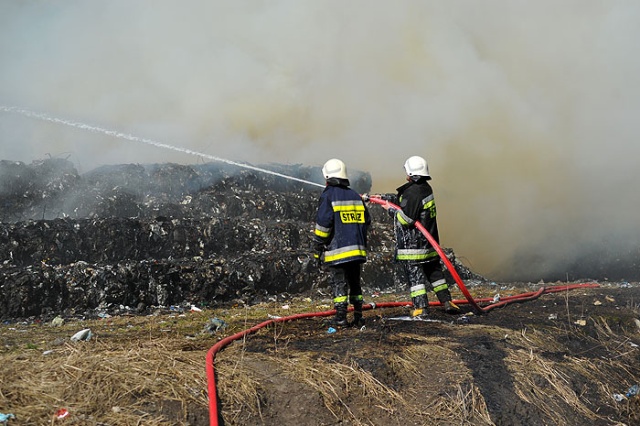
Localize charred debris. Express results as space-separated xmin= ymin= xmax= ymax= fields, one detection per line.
xmin=0 ymin=158 xmax=483 ymax=320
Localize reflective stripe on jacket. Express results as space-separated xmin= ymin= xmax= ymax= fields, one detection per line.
xmin=391 ymin=179 xmax=439 ymax=263
xmin=314 ymin=182 xmax=370 ymax=266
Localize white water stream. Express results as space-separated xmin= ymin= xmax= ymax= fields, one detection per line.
xmin=1 ymin=106 xmax=325 ymax=188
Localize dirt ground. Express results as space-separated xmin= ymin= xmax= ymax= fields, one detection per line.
xmin=1 ymin=282 xmax=640 ymax=425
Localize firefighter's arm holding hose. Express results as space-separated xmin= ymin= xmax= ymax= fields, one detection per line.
xmin=363 ymin=193 xmax=414 ymax=226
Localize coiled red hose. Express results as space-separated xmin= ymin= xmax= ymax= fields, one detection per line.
xmin=205 ymin=195 xmax=599 ymax=425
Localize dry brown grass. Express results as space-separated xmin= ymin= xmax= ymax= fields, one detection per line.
xmin=501 ymin=318 xmax=640 ymax=425
xmin=1 ymin=288 xmax=639 ymax=425
xmin=387 ymin=335 xmax=494 ymax=425
xmin=0 ymin=314 xmax=213 ymax=425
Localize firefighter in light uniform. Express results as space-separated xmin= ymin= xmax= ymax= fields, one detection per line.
xmin=313 ymin=159 xmax=370 ymax=327
xmin=382 ymin=156 xmax=461 ymax=317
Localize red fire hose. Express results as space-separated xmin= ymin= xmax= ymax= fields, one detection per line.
xmin=205 ymin=301 xmax=411 ymax=423
xmin=366 ymin=195 xmax=486 ymax=313
xmin=205 ymin=284 xmax=598 ymax=424
xmin=205 ymin=195 xmax=600 ymax=425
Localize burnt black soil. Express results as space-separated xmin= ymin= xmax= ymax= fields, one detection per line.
xmin=211 ymin=284 xmax=640 ymax=426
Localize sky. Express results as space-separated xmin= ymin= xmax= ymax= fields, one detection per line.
xmin=1 ymin=1 xmax=639 ymax=281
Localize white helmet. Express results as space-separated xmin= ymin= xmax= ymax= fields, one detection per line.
xmin=403 ymin=155 xmax=430 ymax=178
xmin=322 ymin=158 xmax=348 ymax=180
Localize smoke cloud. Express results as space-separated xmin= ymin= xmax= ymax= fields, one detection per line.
xmin=1 ymin=1 xmax=639 ymax=281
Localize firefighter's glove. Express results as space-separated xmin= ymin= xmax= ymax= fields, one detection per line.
xmin=313 ymin=242 xmax=325 ymax=268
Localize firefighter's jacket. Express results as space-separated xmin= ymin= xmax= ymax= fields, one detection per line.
xmin=314 ymin=179 xmax=370 ymax=266
xmin=389 ymin=178 xmax=439 ymax=263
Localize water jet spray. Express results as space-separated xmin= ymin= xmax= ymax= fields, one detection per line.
xmin=0 ymin=105 xmax=325 ymax=188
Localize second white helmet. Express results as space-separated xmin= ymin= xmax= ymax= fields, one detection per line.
xmin=322 ymin=158 xmax=348 ymax=179
xmin=403 ymin=156 xmax=430 ymax=178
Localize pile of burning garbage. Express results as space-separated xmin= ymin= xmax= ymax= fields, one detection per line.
xmin=0 ymin=158 xmax=483 ymax=319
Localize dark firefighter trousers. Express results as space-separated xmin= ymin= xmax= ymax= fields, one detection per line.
xmin=402 ymin=259 xmax=452 ymax=309
xmin=329 ymin=262 xmax=364 ymax=320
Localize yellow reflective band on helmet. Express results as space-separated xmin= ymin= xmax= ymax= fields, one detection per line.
xmin=324 ymin=249 xmax=367 ymax=263
xmin=334 ymin=295 xmax=348 ymax=303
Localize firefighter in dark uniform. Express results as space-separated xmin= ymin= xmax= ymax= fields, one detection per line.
xmin=382 ymin=156 xmax=461 ymax=317
xmin=313 ymin=158 xmax=371 ymax=327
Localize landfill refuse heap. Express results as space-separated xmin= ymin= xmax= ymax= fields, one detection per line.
xmin=0 ymin=158 xmax=483 ymax=319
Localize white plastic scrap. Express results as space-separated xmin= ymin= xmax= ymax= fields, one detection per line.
xmin=0 ymin=413 xmax=16 ymax=423
xmin=70 ymin=328 xmax=92 ymax=342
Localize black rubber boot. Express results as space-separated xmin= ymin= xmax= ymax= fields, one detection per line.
xmin=435 ymin=290 xmax=461 ymax=314
xmin=411 ymin=294 xmax=428 ymax=318
xmin=331 ymin=302 xmax=348 ymax=327
xmin=435 ymin=289 xmax=451 ymax=304
xmin=350 ymin=302 xmax=364 ymax=327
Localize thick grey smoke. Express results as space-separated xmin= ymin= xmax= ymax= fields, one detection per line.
xmin=1 ymin=1 xmax=639 ymax=281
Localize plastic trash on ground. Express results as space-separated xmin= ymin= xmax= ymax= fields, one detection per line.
xmin=55 ymin=408 xmax=69 ymax=419
xmin=0 ymin=413 xmax=16 ymax=423
xmin=70 ymin=329 xmax=92 ymax=342
xmin=612 ymin=384 xmax=638 ymax=402
xmin=203 ymin=318 xmax=227 ymax=334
